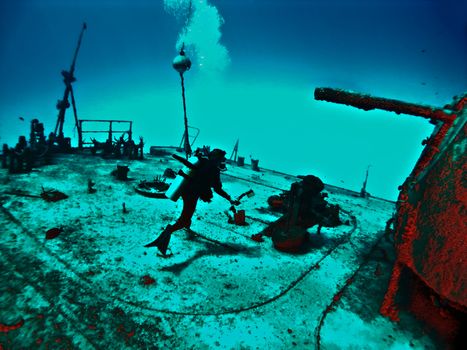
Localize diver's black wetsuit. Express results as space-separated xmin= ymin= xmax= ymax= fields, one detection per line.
xmin=169 ymin=157 xmax=230 ymax=232
xmin=145 ymin=149 xmax=235 ymax=255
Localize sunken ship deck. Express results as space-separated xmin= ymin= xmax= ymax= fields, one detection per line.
xmin=0 ymin=148 xmax=441 ymax=349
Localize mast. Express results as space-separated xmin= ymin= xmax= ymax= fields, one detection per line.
xmin=172 ymin=43 xmax=192 ymax=159
xmin=53 ymin=22 xmax=87 ymax=150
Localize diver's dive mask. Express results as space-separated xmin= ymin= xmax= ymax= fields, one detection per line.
xmin=209 ymin=149 xmax=227 ymax=171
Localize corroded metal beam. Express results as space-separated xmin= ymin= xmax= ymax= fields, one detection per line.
xmin=314 ymin=87 xmax=456 ymax=123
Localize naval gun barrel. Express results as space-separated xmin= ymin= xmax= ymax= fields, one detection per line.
xmin=314 ymin=87 xmax=456 ymax=123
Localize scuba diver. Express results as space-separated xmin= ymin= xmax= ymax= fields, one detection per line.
xmin=144 ymin=148 xmax=240 ymax=256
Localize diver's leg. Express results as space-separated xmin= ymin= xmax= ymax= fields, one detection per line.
xmin=170 ymin=194 xmax=198 ymax=232
xmin=144 ymin=194 xmax=198 ymax=253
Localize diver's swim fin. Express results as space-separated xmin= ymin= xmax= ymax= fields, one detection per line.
xmin=144 ymin=228 xmax=172 ymax=256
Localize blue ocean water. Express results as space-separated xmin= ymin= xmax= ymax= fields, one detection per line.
xmin=0 ymin=0 xmax=466 ymax=200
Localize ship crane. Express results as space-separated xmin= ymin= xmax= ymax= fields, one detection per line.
xmin=53 ymin=22 xmax=87 ymax=151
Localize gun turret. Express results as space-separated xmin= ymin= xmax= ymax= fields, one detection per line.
xmin=314 ymin=86 xmax=467 ymax=321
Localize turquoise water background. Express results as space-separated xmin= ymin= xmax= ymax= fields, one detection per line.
xmin=1 ymin=0 xmax=465 ymax=200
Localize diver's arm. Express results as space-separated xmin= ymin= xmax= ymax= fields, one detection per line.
xmin=212 ymin=169 xmax=240 ymax=205
xmin=213 ymin=186 xmax=239 ymax=205
xmin=214 ymin=186 xmax=230 ymax=201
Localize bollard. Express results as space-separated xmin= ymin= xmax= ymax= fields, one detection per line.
xmin=251 ymin=159 xmax=260 ymax=171
xmin=116 ymin=164 xmax=130 ymax=180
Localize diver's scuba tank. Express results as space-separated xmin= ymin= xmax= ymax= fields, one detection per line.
xmin=165 ymin=154 xmax=200 ymax=201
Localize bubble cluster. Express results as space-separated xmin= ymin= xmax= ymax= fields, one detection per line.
xmin=164 ymin=0 xmax=230 ymax=73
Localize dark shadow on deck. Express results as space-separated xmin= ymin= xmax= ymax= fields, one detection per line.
xmin=160 ymin=238 xmax=261 ymax=276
